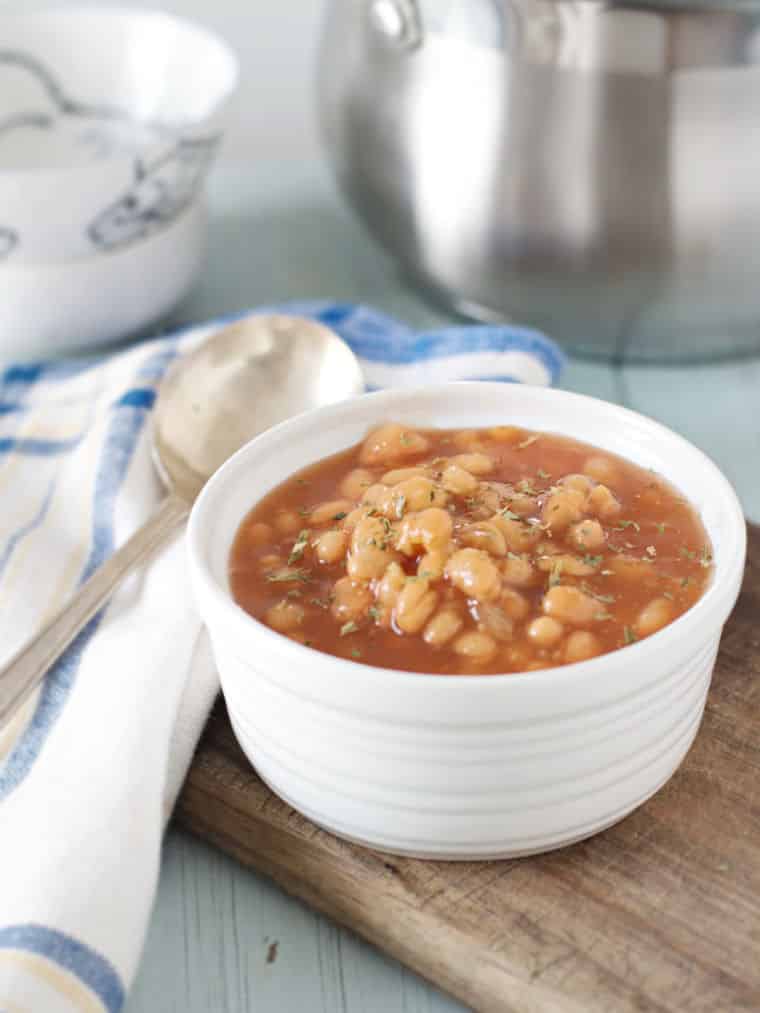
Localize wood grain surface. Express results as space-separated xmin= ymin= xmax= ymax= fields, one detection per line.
xmin=175 ymin=523 xmax=760 ymax=1013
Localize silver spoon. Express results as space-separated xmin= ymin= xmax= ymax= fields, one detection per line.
xmin=0 ymin=314 xmax=364 ymax=728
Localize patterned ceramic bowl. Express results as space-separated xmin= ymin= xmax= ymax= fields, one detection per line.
xmin=0 ymin=7 xmax=238 ymax=264
xmin=188 ymin=383 xmax=746 ymax=859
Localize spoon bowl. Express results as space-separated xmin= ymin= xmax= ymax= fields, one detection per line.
xmin=153 ymin=314 xmax=365 ymax=501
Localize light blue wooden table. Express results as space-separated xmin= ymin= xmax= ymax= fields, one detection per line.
xmin=29 ymin=1 xmax=752 ymax=1009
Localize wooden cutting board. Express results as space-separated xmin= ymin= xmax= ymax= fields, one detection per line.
xmin=175 ymin=523 xmax=760 ymax=1013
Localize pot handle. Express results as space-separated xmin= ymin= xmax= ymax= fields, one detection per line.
xmin=367 ymin=0 xmax=423 ymax=50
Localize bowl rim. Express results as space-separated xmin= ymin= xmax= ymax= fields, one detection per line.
xmin=188 ymin=381 xmax=747 ymax=692
xmin=0 ymin=4 xmax=240 ymax=179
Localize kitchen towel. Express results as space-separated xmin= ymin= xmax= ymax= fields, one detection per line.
xmin=0 ymin=301 xmax=562 ymax=1012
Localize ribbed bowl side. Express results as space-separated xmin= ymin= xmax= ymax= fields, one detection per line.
xmin=212 ymin=635 xmax=718 ymax=859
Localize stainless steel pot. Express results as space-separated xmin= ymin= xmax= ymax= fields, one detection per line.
xmin=318 ymin=0 xmax=760 ymax=361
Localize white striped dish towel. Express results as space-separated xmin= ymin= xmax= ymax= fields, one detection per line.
xmin=0 ymin=301 xmax=563 ymax=1012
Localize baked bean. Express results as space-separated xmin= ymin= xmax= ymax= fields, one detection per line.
xmin=477 ymin=602 xmax=514 ymax=641
xmin=340 ymin=468 xmax=375 ymax=500
xmin=502 ymin=554 xmax=537 ymax=587
xmin=361 ymin=483 xmax=395 ymax=516
xmin=381 ymin=466 xmax=431 ymax=485
xmin=394 ymin=475 xmax=448 ymax=511
xmin=527 ymin=616 xmax=564 ymax=648
xmin=503 ymin=493 xmax=539 ymax=518
xmin=331 ymin=576 xmax=371 ymax=621
xmin=559 ymin=473 xmax=595 ymax=494
xmin=259 ymin=553 xmax=283 ymax=572
xmin=499 ymin=587 xmax=530 ymax=621
xmin=491 ymin=513 xmax=542 ymax=552
xmin=308 ymin=499 xmax=355 ymax=526
xmin=360 ymin=423 xmax=429 ymax=466
xmin=452 ymin=429 xmax=484 ymax=450
xmin=417 ymin=547 xmax=449 ymax=580
xmin=564 ymin=631 xmax=602 ymax=662
xmin=461 ymin=521 xmax=507 ymax=557
xmin=375 ymin=561 xmax=405 ymax=606
xmin=314 ymin=529 xmax=349 ymax=565
xmin=445 ymin=548 xmax=502 ymax=601
xmin=266 ymin=600 xmax=305 ymax=632
xmin=441 ymin=464 xmax=479 ymax=495
xmin=583 ymin=455 xmax=618 ymax=485
xmin=588 ymin=484 xmax=621 ymax=520
xmin=347 ymin=516 xmax=391 ymax=580
xmin=244 ymin=522 xmax=273 ymax=546
xmin=423 ymin=609 xmax=464 ymax=646
xmin=453 ymin=631 xmax=497 ymax=663
xmin=488 ymin=426 xmax=521 ymax=443
xmin=451 ymin=452 xmax=494 ymax=475
xmin=396 ymin=508 xmax=453 ymax=555
xmin=542 ymin=585 xmax=598 ymax=625
xmin=635 ymin=597 xmax=674 ymax=638
xmin=275 ymin=510 xmax=301 ymax=535
xmin=536 ymin=554 xmax=596 ymax=577
xmin=568 ymin=519 xmax=606 ymax=552
xmin=395 ymin=579 xmax=438 ymax=634
xmin=541 ymin=487 xmax=586 ymax=532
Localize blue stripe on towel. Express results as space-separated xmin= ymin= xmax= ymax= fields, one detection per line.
xmin=0 ymin=924 xmax=124 ymax=1012
xmin=0 ymin=478 xmax=57 ymax=580
xmin=0 ymin=346 xmax=173 ymax=802
xmin=0 ymin=435 xmax=84 ymax=456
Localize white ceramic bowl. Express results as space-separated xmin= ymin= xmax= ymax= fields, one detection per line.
xmin=188 ymin=383 xmax=746 ymax=859
xmin=0 ymin=200 xmax=205 ymax=360
xmin=0 ymin=7 xmax=237 ymax=263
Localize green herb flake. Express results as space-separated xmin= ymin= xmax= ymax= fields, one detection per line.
xmin=548 ymin=559 xmax=564 ymax=588
xmin=615 ymin=520 xmax=641 ymax=533
xmin=265 ymin=567 xmax=311 ymax=583
xmin=517 ymin=479 xmax=537 ymax=496
xmin=623 ymin=626 xmax=638 ymax=645
xmin=582 ymin=553 xmax=603 ymax=568
xmin=332 ymin=511 xmax=347 ymax=521
xmin=700 ymin=546 xmax=713 ymax=568
xmin=517 ymin=434 xmax=540 ymax=450
xmin=340 ymin=620 xmax=359 ymax=637
xmin=580 ymin=582 xmax=615 ymax=604
xmin=288 ymin=529 xmax=311 ymax=565
xmin=310 ymin=596 xmax=330 ymax=609
xmin=680 ymin=547 xmax=696 ymax=560
xmin=681 ymin=576 xmax=692 ymax=589
xmin=501 ymin=508 xmax=522 ymax=522
xmin=351 ymin=647 xmax=362 ymax=659
xmin=537 ymin=469 xmax=551 ymax=480
xmin=368 ymin=606 xmax=381 ymax=621
xmin=655 ymin=522 xmax=666 ymax=535
xmin=399 ymin=431 xmax=412 ymax=446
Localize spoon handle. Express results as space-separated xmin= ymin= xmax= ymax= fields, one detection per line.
xmin=0 ymin=492 xmax=190 ymax=730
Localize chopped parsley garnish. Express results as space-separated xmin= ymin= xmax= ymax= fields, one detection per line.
xmin=623 ymin=626 xmax=637 ymax=645
xmin=332 ymin=511 xmax=347 ymax=521
xmin=655 ymin=522 xmax=666 ymax=535
xmin=615 ymin=520 xmax=641 ymax=532
xmin=548 ymin=559 xmax=564 ymax=588
xmin=700 ymin=546 xmax=713 ymax=568
xmin=368 ymin=606 xmax=381 ymax=621
xmin=288 ymin=529 xmax=311 ymax=565
xmin=265 ymin=567 xmax=311 ymax=583
xmin=399 ymin=431 xmax=412 ymax=446
xmin=340 ymin=620 xmax=359 ymax=636
xmin=582 ymin=554 xmax=603 ymax=568
xmin=310 ymin=596 xmax=330 ymax=609
xmin=680 ymin=547 xmax=696 ymax=560
xmin=537 ymin=469 xmax=551 ymax=480
xmin=351 ymin=648 xmax=362 ymax=658
xmin=501 ymin=508 xmax=522 ymax=522
xmin=517 ymin=479 xmax=537 ymax=495
xmin=517 ymin=434 xmax=540 ymax=450
xmin=580 ymin=582 xmax=615 ymax=604
xmin=681 ymin=576 xmax=693 ymax=588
